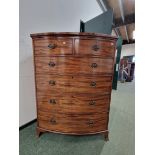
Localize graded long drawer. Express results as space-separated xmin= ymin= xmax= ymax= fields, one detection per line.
xmin=38 ymin=110 xmax=108 ymax=134
xmin=36 ymin=75 xmax=112 ymax=94
xmin=33 ymin=38 xmax=73 ymax=56
xmin=37 ymin=93 xmax=110 ymax=113
xmin=75 ymin=39 xmax=115 ymax=57
xmin=35 ymin=57 xmax=114 ymax=75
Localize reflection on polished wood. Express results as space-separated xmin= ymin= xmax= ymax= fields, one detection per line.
xmin=31 ymin=32 xmax=117 ymax=140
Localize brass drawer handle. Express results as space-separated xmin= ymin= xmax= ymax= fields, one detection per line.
xmin=91 ymin=63 xmax=97 ymax=68
xmin=92 ymin=45 xmax=100 ymax=51
xmin=49 ymin=99 xmax=56 ymax=104
xmin=50 ymin=118 xmax=56 ymax=125
xmin=49 ymin=80 xmax=56 ymax=86
xmin=90 ymin=82 xmax=96 ymax=87
xmin=88 ymin=120 xmax=94 ymax=127
xmin=89 ymin=100 xmax=96 ymax=105
xmin=48 ymin=43 xmax=57 ymax=49
xmin=48 ymin=62 xmax=55 ymax=67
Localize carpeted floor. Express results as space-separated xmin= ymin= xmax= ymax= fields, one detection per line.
xmin=19 ymin=81 xmax=135 ymax=155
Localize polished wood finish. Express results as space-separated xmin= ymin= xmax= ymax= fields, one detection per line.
xmin=31 ymin=32 xmax=117 ymax=141
xmin=30 ymin=32 xmax=118 ymax=39
xmin=74 ymin=39 xmax=115 ymax=57
xmin=38 ymin=110 xmax=108 ymax=134
xmin=36 ymin=75 xmax=112 ymax=94
xmin=103 ymin=131 xmax=109 ymax=141
xmin=37 ymin=93 xmax=110 ymax=113
xmin=34 ymin=38 xmax=73 ymax=56
xmin=36 ymin=127 xmax=45 ymax=137
xmin=35 ymin=57 xmax=114 ymax=74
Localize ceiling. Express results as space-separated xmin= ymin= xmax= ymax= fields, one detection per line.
xmin=97 ymin=0 xmax=135 ymax=45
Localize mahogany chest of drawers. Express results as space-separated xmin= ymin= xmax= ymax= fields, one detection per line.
xmin=30 ymin=32 xmax=117 ymax=141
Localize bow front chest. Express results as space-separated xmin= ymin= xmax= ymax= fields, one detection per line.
xmin=30 ymin=32 xmax=117 ymax=141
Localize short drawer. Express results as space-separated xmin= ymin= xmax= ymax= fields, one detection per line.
xmin=75 ymin=39 xmax=115 ymax=57
xmin=33 ymin=38 xmax=73 ymax=56
xmin=37 ymin=93 xmax=110 ymax=113
xmin=35 ymin=57 xmax=114 ymax=75
xmin=38 ymin=111 xmax=108 ymax=134
xmin=36 ymin=75 xmax=112 ymax=94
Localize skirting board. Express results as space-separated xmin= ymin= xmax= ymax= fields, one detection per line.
xmin=19 ymin=119 xmax=37 ymax=130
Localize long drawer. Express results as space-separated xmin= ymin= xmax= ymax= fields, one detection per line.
xmin=36 ymin=75 xmax=112 ymax=94
xmin=38 ymin=110 xmax=108 ymax=134
xmin=35 ymin=57 xmax=114 ymax=75
xmin=33 ymin=38 xmax=73 ymax=56
xmin=37 ymin=93 xmax=110 ymax=113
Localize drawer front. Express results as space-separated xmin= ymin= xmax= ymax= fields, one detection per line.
xmin=33 ymin=38 xmax=73 ymax=56
xmin=37 ymin=93 xmax=110 ymax=113
xmin=36 ymin=75 xmax=71 ymax=94
xmin=35 ymin=57 xmax=114 ymax=74
xmin=36 ymin=75 xmax=112 ymax=94
xmin=75 ymin=39 xmax=115 ymax=57
xmin=38 ymin=111 xmax=108 ymax=133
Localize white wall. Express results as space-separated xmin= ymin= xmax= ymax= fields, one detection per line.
xmin=19 ymin=0 xmax=102 ymax=126
xmin=121 ymin=43 xmax=135 ymax=58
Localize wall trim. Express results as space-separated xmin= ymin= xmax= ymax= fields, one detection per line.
xmin=19 ymin=118 xmax=37 ymax=130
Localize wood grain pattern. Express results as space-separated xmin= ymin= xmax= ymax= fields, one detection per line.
xmin=38 ymin=110 xmax=108 ymax=134
xmin=31 ymin=32 xmax=117 ymax=138
xmin=36 ymin=75 xmax=112 ymax=94
xmin=75 ymin=39 xmax=115 ymax=57
xmin=37 ymin=93 xmax=110 ymax=113
xmin=30 ymin=32 xmax=118 ymax=40
xmin=35 ymin=57 xmax=114 ymax=75
xmin=34 ymin=38 xmax=73 ymax=56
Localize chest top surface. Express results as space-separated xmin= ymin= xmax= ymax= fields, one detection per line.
xmin=30 ymin=32 xmax=117 ymax=40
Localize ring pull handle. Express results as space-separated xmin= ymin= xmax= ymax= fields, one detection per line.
xmin=49 ymin=99 xmax=56 ymax=104
xmin=50 ymin=118 xmax=56 ymax=125
xmin=91 ymin=63 xmax=97 ymax=68
xmin=48 ymin=43 xmax=57 ymax=49
xmin=90 ymin=82 xmax=96 ymax=87
xmin=89 ymin=100 xmax=96 ymax=105
xmin=87 ymin=120 xmax=94 ymax=127
xmin=49 ymin=80 xmax=56 ymax=86
xmin=92 ymin=45 xmax=100 ymax=51
xmin=48 ymin=62 xmax=55 ymax=67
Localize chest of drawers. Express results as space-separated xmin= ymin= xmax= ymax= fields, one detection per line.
xmin=30 ymin=32 xmax=117 ymax=141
